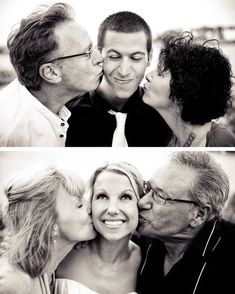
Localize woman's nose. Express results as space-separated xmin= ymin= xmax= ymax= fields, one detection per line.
xmin=145 ymin=70 xmax=154 ymax=82
xmin=107 ymin=200 xmax=119 ymax=216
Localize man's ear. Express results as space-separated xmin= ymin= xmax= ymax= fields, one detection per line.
xmin=190 ymin=205 xmax=211 ymax=228
xmin=147 ymin=48 xmax=153 ymax=67
xmin=39 ymin=63 xmax=62 ymax=84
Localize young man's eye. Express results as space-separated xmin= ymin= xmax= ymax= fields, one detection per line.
xmin=131 ymin=56 xmax=143 ymax=61
xmin=108 ymin=55 xmax=120 ymax=60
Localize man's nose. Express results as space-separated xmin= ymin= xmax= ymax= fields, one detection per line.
xmin=92 ymin=47 xmax=103 ymax=66
xmin=138 ymin=192 xmax=153 ymax=210
xmin=118 ymin=58 xmax=131 ymax=76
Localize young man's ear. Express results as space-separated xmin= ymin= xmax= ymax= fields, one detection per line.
xmin=147 ymin=48 xmax=153 ymax=67
xmin=39 ymin=63 xmax=62 ymax=84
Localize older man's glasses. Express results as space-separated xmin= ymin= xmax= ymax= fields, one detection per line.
xmin=143 ymin=180 xmax=198 ymax=205
xmin=45 ymin=47 xmax=92 ymax=63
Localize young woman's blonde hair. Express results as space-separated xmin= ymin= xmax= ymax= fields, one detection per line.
xmin=3 ymin=162 xmax=83 ymax=278
xmin=88 ymin=161 xmax=144 ymax=200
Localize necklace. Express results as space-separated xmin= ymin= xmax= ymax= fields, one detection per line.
xmin=168 ymin=131 xmax=196 ymax=147
xmin=183 ymin=131 xmax=196 ymax=147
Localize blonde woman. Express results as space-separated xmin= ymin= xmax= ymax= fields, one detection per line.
xmin=56 ymin=162 xmax=144 ymax=294
xmin=0 ymin=163 xmax=96 ymax=294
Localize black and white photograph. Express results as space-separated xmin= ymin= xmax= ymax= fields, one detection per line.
xmin=0 ymin=149 xmax=235 ymax=293
xmin=0 ymin=0 xmax=235 ymax=293
xmin=0 ymin=0 xmax=235 ymax=146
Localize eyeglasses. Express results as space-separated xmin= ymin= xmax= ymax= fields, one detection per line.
xmin=143 ymin=180 xmax=198 ymax=206
xmin=44 ymin=47 xmax=93 ymax=64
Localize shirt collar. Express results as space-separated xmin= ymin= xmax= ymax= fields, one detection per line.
xmin=91 ymin=87 xmax=144 ymax=113
xmin=186 ymin=219 xmax=221 ymax=260
xmin=18 ymin=81 xmax=71 ymax=123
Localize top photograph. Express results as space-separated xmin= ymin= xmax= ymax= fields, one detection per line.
xmin=0 ymin=0 xmax=235 ymax=147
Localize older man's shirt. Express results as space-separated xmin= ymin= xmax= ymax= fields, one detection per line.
xmin=0 ymin=79 xmax=70 ymax=147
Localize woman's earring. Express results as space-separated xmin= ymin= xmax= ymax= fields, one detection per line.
xmin=52 ymin=225 xmax=58 ymax=244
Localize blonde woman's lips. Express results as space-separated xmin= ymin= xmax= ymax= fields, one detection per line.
xmin=103 ymin=219 xmax=125 ymax=228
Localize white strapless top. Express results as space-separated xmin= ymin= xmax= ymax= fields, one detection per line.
xmin=54 ymin=278 xmax=137 ymax=294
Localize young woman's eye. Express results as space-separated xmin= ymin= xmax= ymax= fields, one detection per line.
xmin=95 ymin=193 xmax=108 ymax=200
xmin=120 ymin=193 xmax=133 ymax=200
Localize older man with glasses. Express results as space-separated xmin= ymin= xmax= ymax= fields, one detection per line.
xmin=0 ymin=2 xmax=103 ymax=147
xmin=136 ymin=151 xmax=235 ymax=294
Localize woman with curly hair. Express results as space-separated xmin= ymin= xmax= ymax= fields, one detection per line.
xmin=143 ymin=32 xmax=235 ymax=146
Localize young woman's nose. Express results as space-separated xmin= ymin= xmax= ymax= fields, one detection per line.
xmin=106 ymin=200 xmax=119 ymax=215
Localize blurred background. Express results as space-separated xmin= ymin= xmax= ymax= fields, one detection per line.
xmin=0 ymin=149 xmax=235 ymax=222
xmin=0 ymin=0 xmax=234 ymax=133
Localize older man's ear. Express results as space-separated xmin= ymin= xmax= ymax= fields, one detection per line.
xmin=39 ymin=63 xmax=62 ymax=84
xmin=190 ymin=205 xmax=211 ymax=228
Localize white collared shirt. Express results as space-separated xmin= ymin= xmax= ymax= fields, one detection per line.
xmin=0 ymin=79 xmax=71 ymax=147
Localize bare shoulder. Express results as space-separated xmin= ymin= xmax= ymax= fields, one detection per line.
xmin=0 ymin=256 xmax=31 ymax=294
xmin=129 ymin=240 xmax=141 ymax=264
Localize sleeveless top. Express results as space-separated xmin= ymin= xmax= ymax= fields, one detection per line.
xmin=54 ymin=278 xmax=138 ymax=294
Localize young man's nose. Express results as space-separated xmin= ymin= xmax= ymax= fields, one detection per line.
xmin=118 ymin=58 xmax=131 ymax=76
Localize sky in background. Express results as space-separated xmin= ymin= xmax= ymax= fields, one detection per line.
xmin=0 ymin=149 xmax=235 ymax=193
xmin=0 ymin=0 xmax=235 ymax=45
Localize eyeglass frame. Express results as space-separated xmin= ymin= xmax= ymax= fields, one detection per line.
xmin=43 ymin=47 xmax=93 ymax=64
xmin=143 ymin=180 xmax=199 ymax=206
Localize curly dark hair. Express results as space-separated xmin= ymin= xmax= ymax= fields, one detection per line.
xmin=7 ymin=3 xmax=74 ymax=91
xmin=97 ymin=11 xmax=152 ymax=55
xmin=158 ymin=32 xmax=233 ymax=125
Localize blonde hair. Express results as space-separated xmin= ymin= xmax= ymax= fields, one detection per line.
xmin=4 ymin=162 xmax=83 ymax=278
xmin=88 ymin=161 xmax=144 ymax=200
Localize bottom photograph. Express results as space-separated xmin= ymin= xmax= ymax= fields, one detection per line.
xmin=0 ymin=149 xmax=234 ymax=294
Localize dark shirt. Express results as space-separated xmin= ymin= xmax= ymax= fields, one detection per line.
xmin=66 ymin=87 xmax=172 ymax=147
xmin=206 ymin=122 xmax=235 ymax=147
xmin=137 ymin=219 xmax=235 ymax=294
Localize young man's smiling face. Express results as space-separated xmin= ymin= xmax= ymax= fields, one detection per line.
xmin=100 ymin=30 xmax=151 ymax=101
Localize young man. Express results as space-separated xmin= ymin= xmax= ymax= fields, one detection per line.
xmin=66 ymin=11 xmax=172 ymax=146
xmin=137 ymin=151 xmax=235 ymax=294
xmin=0 ymin=3 xmax=103 ymax=147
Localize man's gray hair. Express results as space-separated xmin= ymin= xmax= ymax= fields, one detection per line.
xmin=170 ymin=151 xmax=229 ymax=220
